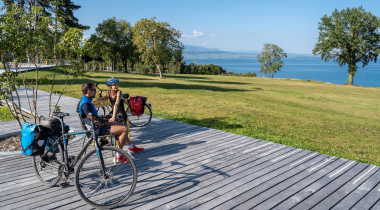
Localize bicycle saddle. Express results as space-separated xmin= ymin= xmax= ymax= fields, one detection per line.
xmin=52 ymin=112 xmax=70 ymax=117
xmin=123 ymin=93 xmax=129 ymax=99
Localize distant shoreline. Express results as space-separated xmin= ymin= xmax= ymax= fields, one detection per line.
xmin=183 ymin=58 xmax=380 ymax=87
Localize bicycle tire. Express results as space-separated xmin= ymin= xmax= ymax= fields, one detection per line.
xmin=126 ymin=103 xmax=152 ymax=127
xmin=32 ymin=137 xmax=63 ymax=186
xmin=75 ymin=146 xmax=137 ymax=209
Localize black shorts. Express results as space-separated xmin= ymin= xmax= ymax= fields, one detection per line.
xmin=96 ymin=125 xmax=111 ymax=136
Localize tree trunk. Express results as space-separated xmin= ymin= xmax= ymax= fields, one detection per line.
xmin=348 ymin=73 xmax=355 ymax=86
xmin=155 ymin=63 xmax=163 ymax=78
xmin=347 ymin=63 xmax=357 ymax=86
xmin=34 ymin=68 xmax=38 ymax=124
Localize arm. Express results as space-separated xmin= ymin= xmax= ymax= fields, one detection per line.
xmin=82 ymin=103 xmax=107 ymax=126
xmin=97 ymin=90 xmax=109 ymax=100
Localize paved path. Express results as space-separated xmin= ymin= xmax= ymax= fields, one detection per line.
xmin=1 ymin=89 xmax=380 ymax=209
xmin=0 ymin=87 xmax=82 ymax=136
xmin=0 ymin=63 xmax=56 ymax=74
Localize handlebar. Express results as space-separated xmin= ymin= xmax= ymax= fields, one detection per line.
xmin=88 ymin=112 xmax=107 ymax=124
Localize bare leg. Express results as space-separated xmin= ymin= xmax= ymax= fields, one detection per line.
xmin=109 ymin=125 xmax=130 ymax=149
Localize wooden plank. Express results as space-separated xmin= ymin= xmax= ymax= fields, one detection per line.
xmin=0 ymin=128 xmax=230 ymax=197
xmin=0 ymin=129 xmax=220 ymax=185
xmin=310 ymin=163 xmax=377 ymax=210
xmin=118 ymin=144 xmax=293 ymax=209
xmin=350 ymin=181 xmax=380 ymax=210
xmin=248 ymin=158 xmax=347 ymax=210
xmin=331 ymin=167 xmax=380 ymax=210
xmin=288 ymin=161 xmax=365 ymax=210
xmin=0 ymin=127 xmax=213 ymax=188
xmin=48 ymin=139 xmax=283 ymax=210
xmin=199 ymin=153 xmax=328 ymax=210
xmin=141 ymin=150 xmax=320 ymax=210
xmin=4 ymin=132 xmax=256 ymax=209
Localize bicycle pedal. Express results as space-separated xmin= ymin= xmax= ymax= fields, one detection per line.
xmin=59 ymin=182 xmax=69 ymax=189
xmin=100 ymin=139 xmax=109 ymax=146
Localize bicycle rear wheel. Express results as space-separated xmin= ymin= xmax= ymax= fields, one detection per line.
xmin=75 ymin=146 xmax=137 ymax=209
xmin=32 ymin=137 xmax=63 ymax=186
xmin=126 ymin=103 xmax=152 ymax=127
xmin=96 ymin=107 xmax=106 ymax=117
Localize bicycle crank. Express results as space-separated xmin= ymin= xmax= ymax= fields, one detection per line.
xmin=58 ymin=164 xmax=70 ymax=181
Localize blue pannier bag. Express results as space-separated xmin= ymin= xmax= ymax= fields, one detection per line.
xmin=21 ymin=123 xmax=49 ymax=156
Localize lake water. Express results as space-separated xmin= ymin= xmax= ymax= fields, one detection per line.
xmin=184 ymin=58 xmax=380 ymax=87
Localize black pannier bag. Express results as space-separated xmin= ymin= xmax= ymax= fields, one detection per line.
xmin=41 ymin=117 xmax=70 ymax=133
xmin=21 ymin=123 xmax=49 ymax=156
xmin=40 ymin=117 xmax=70 ymax=152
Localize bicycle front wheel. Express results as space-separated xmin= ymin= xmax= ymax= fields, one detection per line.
xmin=126 ymin=103 xmax=152 ymax=127
xmin=32 ymin=137 xmax=63 ymax=186
xmin=75 ymin=146 xmax=137 ymax=209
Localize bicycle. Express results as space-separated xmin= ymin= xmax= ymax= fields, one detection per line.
xmin=32 ymin=112 xmax=137 ymax=209
xmin=94 ymin=83 xmax=152 ymax=127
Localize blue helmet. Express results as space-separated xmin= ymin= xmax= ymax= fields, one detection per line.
xmin=106 ymin=77 xmax=119 ymax=87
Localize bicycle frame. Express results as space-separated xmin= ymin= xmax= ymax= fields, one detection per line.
xmin=42 ymin=120 xmax=108 ymax=178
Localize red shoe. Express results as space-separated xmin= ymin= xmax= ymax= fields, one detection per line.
xmin=117 ymin=154 xmax=129 ymax=163
xmin=128 ymin=145 xmax=144 ymax=153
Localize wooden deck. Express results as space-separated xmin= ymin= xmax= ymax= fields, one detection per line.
xmin=1 ymin=89 xmax=380 ymax=209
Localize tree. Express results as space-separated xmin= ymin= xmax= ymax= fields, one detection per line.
xmin=51 ymin=0 xmax=90 ymax=32
xmin=313 ymin=7 xmax=380 ymax=86
xmin=93 ymin=17 xmax=133 ymax=72
xmin=0 ymin=4 xmax=86 ymax=127
xmin=257 ymin=44 xmax=287 ymax=78
xmin=132 ymin=17 xmax=184 ymax=78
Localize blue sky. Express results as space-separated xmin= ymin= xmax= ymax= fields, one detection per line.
xmin=73 ymin=0 xmax=380 ymax=54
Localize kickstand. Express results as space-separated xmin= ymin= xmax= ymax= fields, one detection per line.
xmin=59 ymin=181 xmax=69 ymax=189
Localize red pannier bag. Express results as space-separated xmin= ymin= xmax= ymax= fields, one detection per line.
xmin=129 ymin=96 xmax=147 ymax=116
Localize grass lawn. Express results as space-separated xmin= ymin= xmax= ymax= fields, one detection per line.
xmin=0 ymin=105 xmax=17 ymax=122
xmin=10 ymin=68 xmax=380 ymax=165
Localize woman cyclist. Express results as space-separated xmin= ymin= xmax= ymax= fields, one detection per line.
xmin=99 ymin=77 xmax=126 ymax=123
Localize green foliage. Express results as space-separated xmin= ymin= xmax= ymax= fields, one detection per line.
xmin=313 ymin=6 xmax=380 ymax=85
xmin=244 ymin=71 xmax=257 ymax=77
xmin=51 ymin=0 xmax=90 ymax=32
xmin=38 ymin=77 xmax=49 ymax=85
xmin=57 ymin=27 xmax=83 ymax=58
xmin=182 ymin=62 xmax=226 ymax=75
xmin=257 ymin=43 xmax=287 ymax=78
xmin=132 ymin=17 xmax=184 ymax=78
xmin=132 ymin=62 xmax=152 ymax=74
xmin=51 ymin=105 xmax=61 ymax=112
xmin=82 ymin=17 xmax=135 ymax=72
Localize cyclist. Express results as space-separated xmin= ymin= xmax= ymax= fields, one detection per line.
xmin=98 ymin=77 xmax=126 ymax=123
xmin=78 ymin=82 xmax=144 ymax=162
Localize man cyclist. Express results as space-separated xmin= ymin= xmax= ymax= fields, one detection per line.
xmin=78 ymin=82 xmax=144 ymax=162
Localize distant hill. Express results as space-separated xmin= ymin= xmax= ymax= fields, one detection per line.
xmin=229 ymin=50 xmax=261 ymax=54
xmin=183 ymin=45 xmax=223 ymax=52
xmin=182 ymin=45 xmax=317 ymax=59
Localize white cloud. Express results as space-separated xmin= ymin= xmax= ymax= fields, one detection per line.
xmin=182 ymin=30 xmax=219 ymax=38
xmin=83 ymin=35 xmax=91 ymax=40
